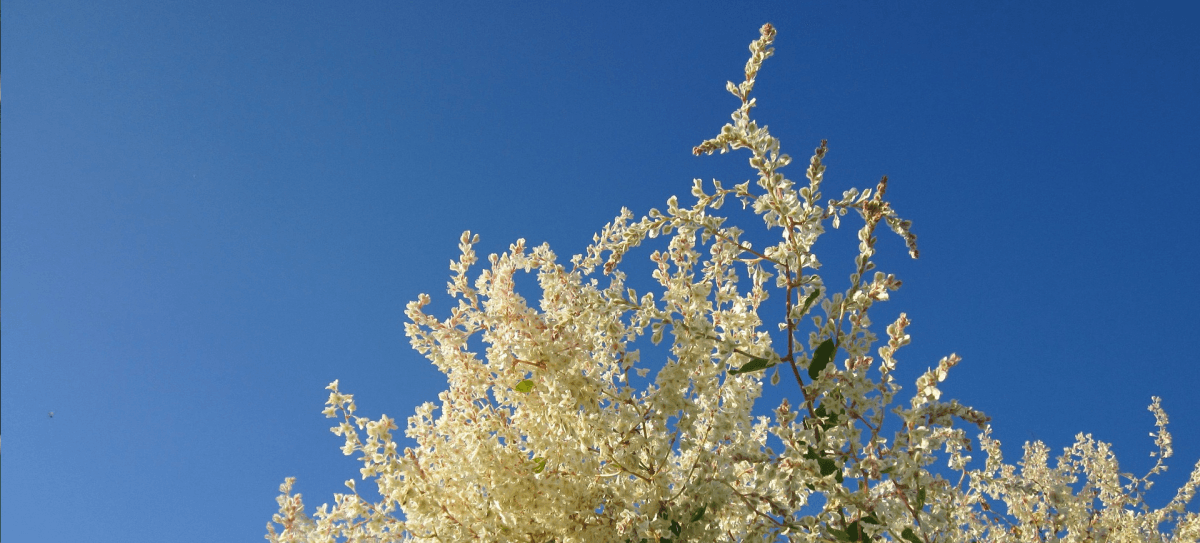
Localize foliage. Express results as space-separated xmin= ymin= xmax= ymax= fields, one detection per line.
xmin=267 ymin=24 xmax=1199 ymax=542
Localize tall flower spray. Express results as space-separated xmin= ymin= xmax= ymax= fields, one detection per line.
xmin=268 ymin=24 xmax=1199 ymax=543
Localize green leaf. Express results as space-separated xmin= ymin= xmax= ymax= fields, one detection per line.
xmin=690 ymin=505 xmax=706 ymax=523
xmin=860 ymin=513 xmax=882 ymax=525
xmin=901 ymin=528 xmax=923 ymax=543
xmin=916 ymin=487 xmax=926 ymax=510
xmin=532 ymin=456 xmax=547 ymax=473
xmin=818 ymin=457 xmax=838 ymax=477
xmin=729 ymin=356 xmax=772 ymax=375
xmin=808 ymin=339 xmax=836 ymax=379
xmin=829 ymin=527 xmax=852 ymax=542
xmin=669 ymin=520 xmax=681 ymax=536
xmin=799 ymin=289 xmax=821 ymax=317
xmin=514 ymin=379 xmax=535 ymax=393
xmin=806 ymin=448 xmax=843 ymax=482
xmin=814 ymin=403 xmax=839 ymax=429
xmin=844 ymin=521 xmax=862 ymax=541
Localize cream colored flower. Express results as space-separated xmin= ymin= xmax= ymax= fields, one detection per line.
xmin=269 ymin=24 xmax=1197 ymax=543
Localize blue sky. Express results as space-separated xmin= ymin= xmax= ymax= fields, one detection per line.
xmin=3 ymin=2 xmax=1198 ymax=541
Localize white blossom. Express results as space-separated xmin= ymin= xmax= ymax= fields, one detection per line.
xmin=268 ymin=24 xmax=1199 ymax=543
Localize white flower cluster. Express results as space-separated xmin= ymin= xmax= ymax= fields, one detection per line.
xmin=268 ymin=24 xmax=1199 ymax=543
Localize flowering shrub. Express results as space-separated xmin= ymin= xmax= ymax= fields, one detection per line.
xmin=267 ymin=24 xmax=1199 ymax=542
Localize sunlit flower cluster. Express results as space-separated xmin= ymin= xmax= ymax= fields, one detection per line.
xmin=268 ymin=24 xmax=1199 ymax=542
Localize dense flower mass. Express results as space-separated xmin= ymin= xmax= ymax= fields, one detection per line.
xmin=267 ymin=24 xmax=1199 ymax=542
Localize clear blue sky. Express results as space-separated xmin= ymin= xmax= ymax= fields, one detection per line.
xmin=3 ymin=2 xmax=1198 ymax=541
